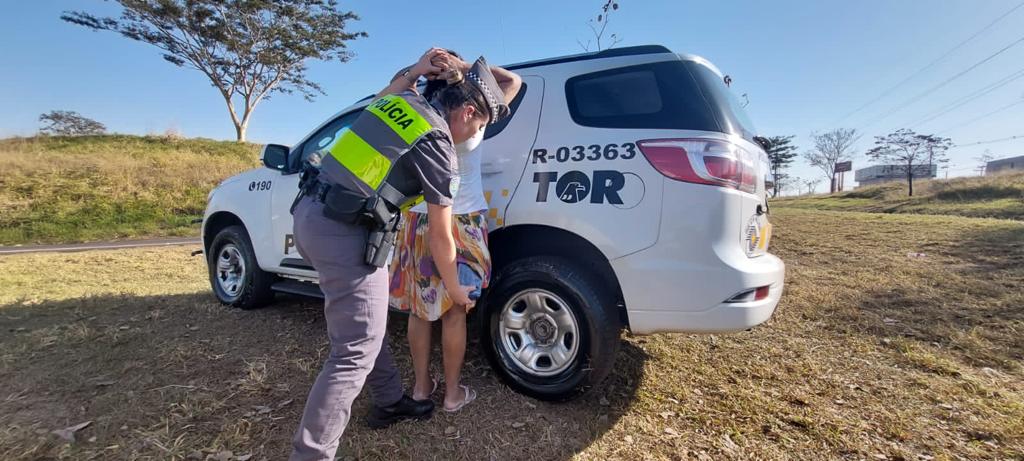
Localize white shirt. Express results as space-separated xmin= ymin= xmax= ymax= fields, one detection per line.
xmin=411 ymin=144 xmax=488 ymax=215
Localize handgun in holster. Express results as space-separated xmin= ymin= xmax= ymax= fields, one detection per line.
xmin=363 ymin=195 xmax=401 ymax=268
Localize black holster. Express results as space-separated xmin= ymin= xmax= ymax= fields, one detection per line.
xmin=362 ymin=195 xmax=401 ymax=268
xmin=295 ymin=167 xmax=402 ymax=268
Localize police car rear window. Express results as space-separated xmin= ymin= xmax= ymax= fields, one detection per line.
xmin=565 ymin=60 xmax=756 ymax=141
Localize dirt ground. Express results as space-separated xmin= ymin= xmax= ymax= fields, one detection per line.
xmin=1 ymin=208 xmax=1022 ymax=460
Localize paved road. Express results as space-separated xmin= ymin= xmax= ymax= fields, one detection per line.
xmin=0 ymin=237 xmax=201 ymax=255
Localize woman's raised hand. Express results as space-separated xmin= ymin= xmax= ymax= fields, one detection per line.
xmin=414 ymin=48 xmax=449 ymax=80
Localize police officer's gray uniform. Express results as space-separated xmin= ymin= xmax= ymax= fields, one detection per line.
xmin=289 ymin=56 xmax=509 ymax=461
xmin=289 ymin=96 xmax=458 ymax=460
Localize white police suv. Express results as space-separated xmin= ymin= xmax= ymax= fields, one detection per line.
xmin=202 ymin=45 xmax=785 ymax=400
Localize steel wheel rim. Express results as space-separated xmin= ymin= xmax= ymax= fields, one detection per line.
xmin=498 ymin=289 xmax=580 ymax=377
xmin=216 ymin=244 xmax=245 ymax=298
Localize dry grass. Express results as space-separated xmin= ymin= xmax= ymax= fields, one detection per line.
xmin=1 ymin=209 xmax=1022 ymax=460
xmin=775 ymin=172 xmax=1024 ymax=221
xmin=0 ymin=135 xmax=259 ymax=245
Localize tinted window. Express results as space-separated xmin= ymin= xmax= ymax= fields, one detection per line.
xmin=565 ymin=60 xmax=758 ymax=142
xmin=484 ymin=81 xmax=528 ymax=140
xmin=566 ymin=61 xmax=718 ymax=131
xmin=293 ymin=109 xmax=362 ymax=171
xmin=684 ymin=61 xmax=758 ymax=141
xmin=573 ymin=70 xmax=662 ymax=117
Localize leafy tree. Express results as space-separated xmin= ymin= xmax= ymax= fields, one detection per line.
xmin=804 ymin=128 xmax=858 ymax=194
xmin=866 ymin=129 xmax=951 ymax=196
xmin=762 ymin=135 xmax=798 ymax=197
xmin=63 ymin=0 xmax=366 ymax=142
xmin=920 ymin=134 xmax=952 ymax=171
xmin=39 ymin=110 xmax=107 ymax=136
xmin=577 ymin=1 xmax=622 ymax=52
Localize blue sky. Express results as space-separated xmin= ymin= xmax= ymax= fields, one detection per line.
xmin=3 ymin=0 xmax=1024 ymax=190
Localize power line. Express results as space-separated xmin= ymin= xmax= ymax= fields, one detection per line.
xmin=951 ymin=134 xmax=1024 ymax=148
xmin=906 ymin=66 xmax=1024 ymax=128
xmin=936 ymin=99 xmax=1024 ymax=134
xmin=858 ymin=32 xmax=1024 ymax=131
xmin=832 ymin=1 xmax=1024 ymax=126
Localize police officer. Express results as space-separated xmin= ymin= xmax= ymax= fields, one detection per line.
xmin=289 ymin=48 xmax=521 ymax=460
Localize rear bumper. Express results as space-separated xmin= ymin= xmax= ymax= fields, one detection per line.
xmin=627 ymin=258 xmax=784 ymax=334
xmin=615 ymin=251 xmax=785 ymax=335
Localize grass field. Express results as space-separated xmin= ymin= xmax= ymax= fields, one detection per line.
xmin=0 ymin=135 xmax=259 ymax=245
xmin=774 ymin=172 xmax=1024 ymax=221
xmin=1 ymin=208 xmax=1022 ymax=460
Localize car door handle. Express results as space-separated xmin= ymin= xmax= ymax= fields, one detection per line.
xmin=481 ymin=161 xmax=502 ymax=174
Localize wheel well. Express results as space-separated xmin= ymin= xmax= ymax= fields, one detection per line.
xmin=203 ymin=212 xmax=246 ymax=253
xmin=488 ymin=224 xmax=628 ymax=327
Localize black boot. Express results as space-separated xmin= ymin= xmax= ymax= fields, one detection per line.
xmin=366 ymin=394 xmax=434 ymax=429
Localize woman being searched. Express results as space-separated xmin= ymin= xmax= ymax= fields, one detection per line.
xmin=389 ymin=52 xmax=522 ymax=412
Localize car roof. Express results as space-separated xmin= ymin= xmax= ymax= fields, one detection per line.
xmin=307 ymin=45 xmax=725 ymax=146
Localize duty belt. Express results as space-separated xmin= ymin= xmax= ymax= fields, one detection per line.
xmin=293 ymin=177 xmax=405 ymax=268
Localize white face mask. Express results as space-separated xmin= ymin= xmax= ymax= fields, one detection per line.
xmin=455 ymin=128 xmax=485 ymax=155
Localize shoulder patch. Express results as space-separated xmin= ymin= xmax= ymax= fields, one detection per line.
xmin=449 ymin=175 xmax=461 ymax=197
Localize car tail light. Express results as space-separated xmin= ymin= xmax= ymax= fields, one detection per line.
xmin=636 ymin=138 xmax=757 ymax=193
xmin=725 ymin=285 xmax=771 ymax=303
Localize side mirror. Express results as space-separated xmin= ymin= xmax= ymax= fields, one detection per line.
xmin=262 ymin=144 xmax=289 ymax=171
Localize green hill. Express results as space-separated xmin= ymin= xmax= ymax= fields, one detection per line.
xmin=0 ymin=135 xmax=260 ymax=245
xmin=773 ymin=173 xmax=1024 ymax=221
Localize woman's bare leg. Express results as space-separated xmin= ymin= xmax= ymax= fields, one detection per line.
xmin=441 ymin=306 xmax=468 ymax=407
xmin=407 ymin=314 xmax=433 ymax=400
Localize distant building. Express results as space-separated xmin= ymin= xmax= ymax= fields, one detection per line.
xmin=854 ymin=164 xmax=937 ymax=188
xmin=986 ymin=155 xmax=1024 ymax=175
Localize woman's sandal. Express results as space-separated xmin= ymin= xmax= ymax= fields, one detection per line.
xmin=442 ymin=384 xmax=477 ymax=413
xmin=413 ymin=377 xmax=440 ymax=401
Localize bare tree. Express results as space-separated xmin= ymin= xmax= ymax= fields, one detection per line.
xmin=974 ymin=150 xmax=996 ymax=176
xmin=63 ymin=0 xmax=366 ymax=142
xmin=776 ymin=175 xmax=798 ymax=197
xmin=867 ymin=129 xmax=951 ymax=196
xmin=577 ymin=1 xmax=623 ymax=52
xmin=804 ymin=128 xmax=858 ymax=193
xmin=39 ymin=110 xmax=107 ymax=136
xmin=802 ymin=178 xmax=822 ymax=196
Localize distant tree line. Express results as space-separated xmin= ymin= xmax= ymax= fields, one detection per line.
xmin=765 ymin=127 xmax=951 ymax=197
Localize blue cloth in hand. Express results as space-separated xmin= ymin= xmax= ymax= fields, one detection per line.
xmin=458 ymin=263 xmax=482 ymax=300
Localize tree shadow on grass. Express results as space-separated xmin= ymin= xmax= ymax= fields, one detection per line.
xmin=0 ymin=291 xmax=646 ymax=460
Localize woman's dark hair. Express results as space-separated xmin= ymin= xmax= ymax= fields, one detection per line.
xmin=423 ymin=49 xmax=488 ymax=120
xmin=430 ymin=81 xmax=488 ymax=121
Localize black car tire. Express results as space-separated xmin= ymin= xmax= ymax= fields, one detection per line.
xmin=207 ymin=225 xmax=275 ymax=309
xmin=480 ymin=256 xmax=621 ymax=401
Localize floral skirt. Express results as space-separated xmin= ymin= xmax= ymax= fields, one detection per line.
xmin=388 ymin=210 xmax=491 ymax=321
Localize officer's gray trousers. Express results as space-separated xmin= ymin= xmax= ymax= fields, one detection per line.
xmin=289 ymin=197 xmax=404 ymax=461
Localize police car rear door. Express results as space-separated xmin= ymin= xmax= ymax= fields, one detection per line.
xmin=478 ymin=75 xmax=545 ymax=230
